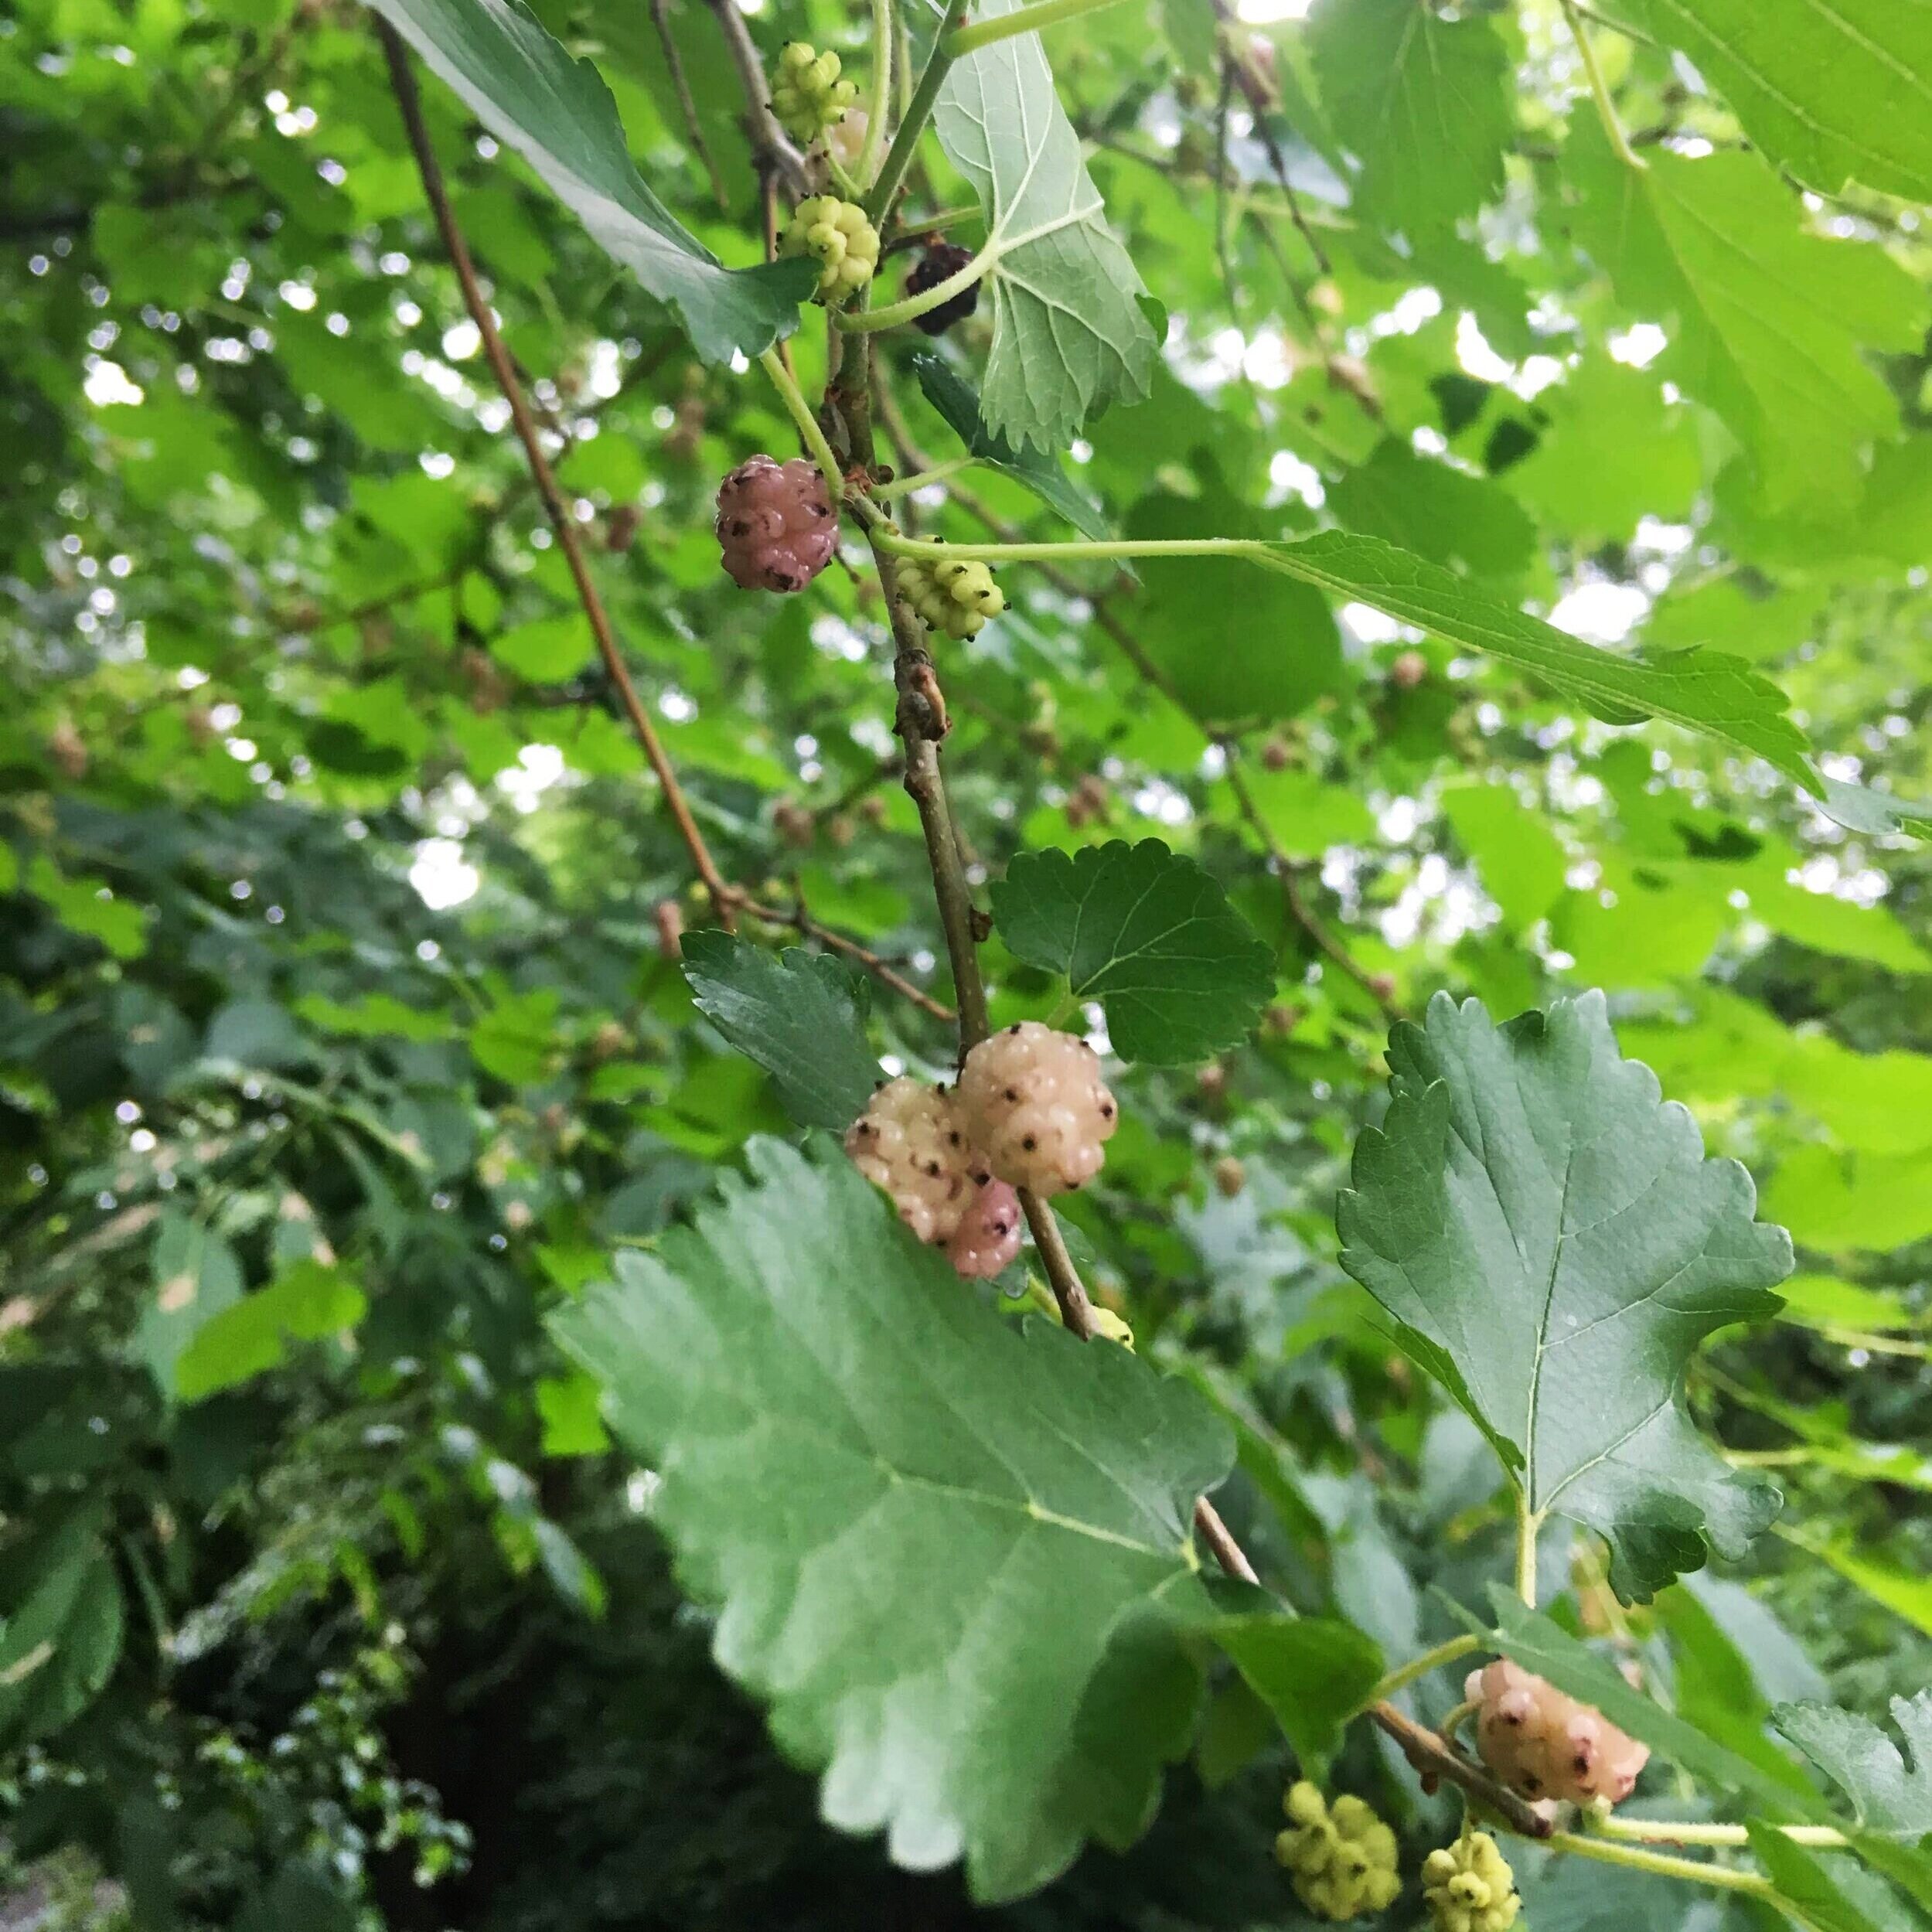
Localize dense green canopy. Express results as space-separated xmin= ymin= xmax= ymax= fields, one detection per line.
xmin=2 ymin=0 xmax=1930 ymax=1924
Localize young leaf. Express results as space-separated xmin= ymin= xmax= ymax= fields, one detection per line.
xmin=172 ymin=1261 xmax=367 ymax=1403
xmin=932 ymin=0 xmax=1157 ymax=454
xmin=1337 ymin=992 xmax=1790 ymax=1599
xmin=551 ymin=1138 xmax=1233 ymax=1903
xmin=990 ymin=840 xmax=1275 ymax=1065
xmin=363 ymin=0 xmax=815 ymax=363
xmin=909 ymin=353 xmax=1115 ymax=543
xmin=1310 ymin=0 xmax=1515 ymax=236
xmin=1775 ymin=1696 xmax=1932 ymax=1838
xmin=1627 ymin=0 xmax=1932 ymax=202
xmin=1564 ymin=123 xmax=1926 ymax=513
xmin=1205 ymin=1615 xmax=1384 ymax=1777
xmin=681 ymin=932 xmax=880 ymax=1132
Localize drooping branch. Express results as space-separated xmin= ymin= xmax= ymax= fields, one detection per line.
xmin=380 ymin=19 xmax=740 ymax=929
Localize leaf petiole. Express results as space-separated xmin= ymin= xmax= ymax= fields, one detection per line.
xmin=1368 ymin=1633 xmax=1481 ymax=1705
xmin=871 ymin=456 xmax=982 ymax=499
xmin=857 ymin=0 xmax=894 ymax=187
xmin=864 ymin=25 xmax=958 ymax=223
xmin=839 ymin=243 xmax=997 ymax=330
xmin=1559 ymin=0 xmax=1647 ymax=171
xmin=946 ymin=0 xmax=1133 ymax=57
xmin=1515 ymin=1501 xmax=1542 ymax=1608
xmin=756 ymin=348 xmax=847 ymax=503
xmin=1545 ymin=1831 xmax=1775 ymax=1896
xmin=1590 ymin=1816 xmax=1848 ymax=1851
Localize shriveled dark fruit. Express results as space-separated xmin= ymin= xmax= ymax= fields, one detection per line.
xmin=714 ymin=455 xmax=838 ymax=592
xmin=905 ymin=241 xmax=980 ymax=336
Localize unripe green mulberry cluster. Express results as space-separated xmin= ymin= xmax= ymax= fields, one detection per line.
xmin=1275 ymin=1782 xmax=1400 ymax=1921
xmin=784 ymin=196 xmax=879 ymax=300
xmin=1422 ymin=1831 xmax=1519 ymax=1932
xmin=897 ymin=550 xmax=1005 ymax=639
xmin=770 ymin=43 xmax=857 ymax=145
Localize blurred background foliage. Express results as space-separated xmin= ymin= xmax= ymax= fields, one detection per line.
xmin=1 ymin=0 xmax=1929 ymax=1922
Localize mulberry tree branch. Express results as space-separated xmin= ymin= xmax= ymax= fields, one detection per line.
xmin=380 ymin=19 xmax=738 ymax=929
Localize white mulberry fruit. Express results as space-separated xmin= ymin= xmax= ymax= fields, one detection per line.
xmin=1423 ymin=1831 xmax=1519 ymax=1932
xmin=784 ymin=195 xmax=880 ymax=301
xmin=896 ymin=547 xmax=1004 ymax=639
xmin=715 ymin=455 xmax=838 ymax=592
xmin=946 ymin=1177 xmax=1023 ymax=1278
xmin=845 ymin=1078 xmax=983 ymax=1245
xmin=956 ymin=1021 xmax=1117 ymax=1196
xmin=1274 ymin=1782 xmax=1401 ymax=1921
xmin=1466 ymin=1658 xmax=1650 ymax=1808
xmin=769 ymin=43 xmax=857 ymax=145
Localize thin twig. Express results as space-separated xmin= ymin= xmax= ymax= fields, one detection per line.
xmin=1373 ymin=1699 xmax=1555 ymax=1839
xmin=1222 ymin=756 xmax=1402 ymax=1020
xmin=702 ymin=0 xmax=811 ymax=193
xmin=732 ymin=890 xmax=956 ymax=1021
xmin=652 ymin=0 xmax=730 ymax=210
xmin=1208 ymin=0 xmax=1331 ymax=280
xmin=380 ymin=19 xmax=736 ymax=929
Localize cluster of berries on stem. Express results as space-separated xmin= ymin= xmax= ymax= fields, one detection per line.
xmin=769 ymin=43 xmax=856 ymax=147
xmin=1274 ymin=1782 xmax=1400 ymax=1921
xmin=784 ymin=195 xmax=881 ymax=301
xmin=895 ymin=545 xmax=1006 ymax=639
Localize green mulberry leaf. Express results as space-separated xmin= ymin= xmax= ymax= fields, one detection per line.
xmin=552 ymin=1138 xmax=1235 ymax=1902
xmin=991 ymin=840 xmax=1275 ymax=1065
xmin=1563 ymin=122 xmax=1926 ymax=513
xmin=931 ymin=0 xmax=1157 ymax=453
xmin=681 ymin=932 xmax=880 ymax=1133
xmin=1775 ymin=1696 xmax=1932 ymax=1838
xmin=1337 ymin=993 xmax=1791 ymax=1599
xmin=1310 ymin=0 xmax=1515 ymax=236
xmin=909 ymin=353 xmax=1115 ymax=543
xmin=363 ymin=0 xmax=815 ymax=363
xmin=1626 ymin=0 xmax=1932 ymax=202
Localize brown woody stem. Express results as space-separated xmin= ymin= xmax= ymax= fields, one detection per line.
xmin=380 ymin=19 xmax=738 ymax=930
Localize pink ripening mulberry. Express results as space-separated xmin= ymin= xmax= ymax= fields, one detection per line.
xmin=1466 ymin=1658 xmax=1650 ymax=1808
xmin=714 ymin=455 xmax=838 ymax=592
xmin=956 ymin=1021 xmax=1118 ymax=1196
xmin=946 ymin=1177 xmax=1023 ymax=1278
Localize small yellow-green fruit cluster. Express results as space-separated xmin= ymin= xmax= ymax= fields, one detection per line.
xmin=784 ymin=196 xmax=880 ymax=301
xmin=1422 ymin=1831 xmax=1518 ymax=1932
xmin=1275 ymin=1782 xmax=1401 ymax=1921
xmin=897 ymin=551 xmax=1005 ymax=639
xmin=770 ymin=43 xmax=857 ymax=145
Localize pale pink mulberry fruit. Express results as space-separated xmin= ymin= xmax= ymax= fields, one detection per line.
xmin=946 ymin=1178 xmax=1023 ymax=1278
xmin=1466 ymin=1658 xmax=1650 ymax=1808
xmin=844 ymin=1077 xmax=982 ymax=1245
xmin=956 ymin=1021 xmax=1118 ymax=1197
xmin=715 ymin=455 xmax=838 ymax=593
